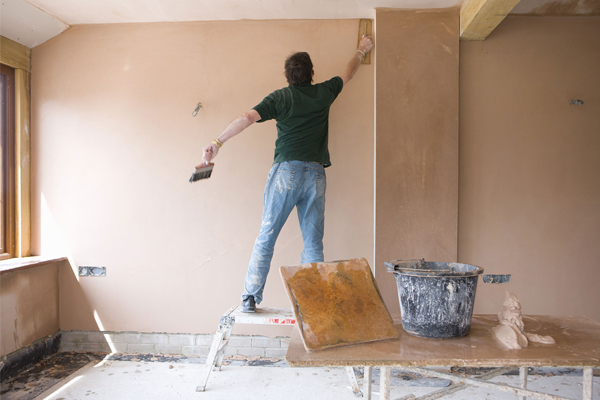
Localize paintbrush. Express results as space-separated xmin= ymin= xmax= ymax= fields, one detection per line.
xmin=189 ymin=163 xmax=214 ymax=182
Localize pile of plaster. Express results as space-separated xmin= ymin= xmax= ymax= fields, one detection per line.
xmin=492 ymin=291 xmax=556 ymax=350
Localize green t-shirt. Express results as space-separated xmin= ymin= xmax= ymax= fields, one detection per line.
xmin=253 ymin=76 xmax=343 ymax=167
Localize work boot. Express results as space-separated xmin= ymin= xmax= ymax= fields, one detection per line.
xmin=241 ymin=296 xmax=256 ymax=313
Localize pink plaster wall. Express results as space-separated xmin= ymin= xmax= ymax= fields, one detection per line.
xmin=460 ymin=17 xmax=600 ymax=320
xmin=27 ymin=15 xmax=600 ymax=340
xmin=30 ymin=20 xmax=374 ymax=335
xmin=375 ymin=8 xmax=459 ymax=313
xmin=0 ymin=262 xmax=60 ymax=357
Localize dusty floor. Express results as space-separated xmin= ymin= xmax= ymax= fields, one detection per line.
xmin=1 ymin=352 xmax=599 ymax=400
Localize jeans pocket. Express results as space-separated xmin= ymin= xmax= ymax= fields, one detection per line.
xmin=276 ymin=169 xmax=294 ymax=193
xmin=316 ymin=172 xmax=326 ymax=196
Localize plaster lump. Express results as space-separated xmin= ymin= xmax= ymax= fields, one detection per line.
xmin=492 ymin=291 xmax=556 ymax=350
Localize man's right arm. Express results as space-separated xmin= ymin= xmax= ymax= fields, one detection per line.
xmin=340 ymin=36 xmax=374 ymax=86
xmin=198 ymin=109 xmax=261 ymax=167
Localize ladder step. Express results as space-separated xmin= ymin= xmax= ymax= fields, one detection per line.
xmin=199 ymin=306 xmax=296 ymax=393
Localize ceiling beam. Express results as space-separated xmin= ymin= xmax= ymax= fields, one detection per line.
xmin=460 ymin=0 xmax=522 ymax=41
xmin=1 ymin=36 xmax=31 ymax=71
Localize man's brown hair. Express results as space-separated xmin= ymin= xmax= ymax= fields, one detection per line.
xmin=284 ymin=52 xmax=314 ymax=85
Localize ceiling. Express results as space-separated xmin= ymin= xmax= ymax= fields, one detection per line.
xmin=512 ymin=0 xmax=600 ymax=15
xmin=19 ymin=0 xmax=467 ymax=25
xmin=1 ymin=0 xmax=598 ymax=49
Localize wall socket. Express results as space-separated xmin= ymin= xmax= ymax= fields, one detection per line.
xmin=79 ymin=266 xmax=106 ymax=277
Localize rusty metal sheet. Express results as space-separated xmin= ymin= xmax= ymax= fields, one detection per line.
xmin=280 ymin=258 xmax=399 ymax=352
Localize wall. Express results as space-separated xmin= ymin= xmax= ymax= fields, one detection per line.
xmin=375 ymin=8 xmax=459 ymax=312
xmin=460 ymin=16 xmax=600 ymax=320
xmin=30 ymin=20 xmax=374 ymax=335
xmin=0 ymin=262 xmax=60 ymax=357
xmin=29 ymin=14 xmax=599 ymax=339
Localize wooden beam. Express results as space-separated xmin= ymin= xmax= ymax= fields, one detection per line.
xmin=460 ymin=0 xmax=522 ymax=41
xmin=15 ymin=69 xmax=31 ymax=257
xmin=0 ymin=36 xmax=31 ymax=72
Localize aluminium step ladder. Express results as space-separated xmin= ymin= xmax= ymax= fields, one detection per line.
xmin=196 ymin=306 xmax=295 ymax=392
xmin=197 ymin=306 xmax=363 ymax=397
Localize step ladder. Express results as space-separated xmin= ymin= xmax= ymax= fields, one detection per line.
xmin=196 ymin=306 xmax=295 ymax=392
xmin=196 ymin=306 xmax=363 ymax=396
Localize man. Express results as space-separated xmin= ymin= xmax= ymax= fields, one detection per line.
xmin=199 ymin=36 xmax=374 ymax=312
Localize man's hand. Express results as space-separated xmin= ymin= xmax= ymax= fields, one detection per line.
xmin=358 ymin=35 xmax=374 ymax=54
xmin=341 ymin=35 xmax=375 ymax=86
xmin=197 ymin=143 xmax=219 ymax=169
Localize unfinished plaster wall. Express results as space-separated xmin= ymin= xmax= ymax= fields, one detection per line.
xmin=30 ymin=20 xmax=374 ymax=335
xmin=0 ymin=263 xmax=60 ymax=357
xmin=460 ymin=17 xmax=600 ymax=320
xmin=375 ymin=9 xmax=459 ymax=312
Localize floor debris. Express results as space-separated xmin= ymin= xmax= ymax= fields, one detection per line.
xmin=1 ymin=352 xmax=598 ymax=400
xmin=1 ymin=352 xmax=105 ymax=400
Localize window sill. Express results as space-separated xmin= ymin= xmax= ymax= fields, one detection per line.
xmin=0 ymin=256 xmax=68 ymax=274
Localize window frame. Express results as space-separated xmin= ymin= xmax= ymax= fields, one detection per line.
xmin=1 ymin=63 xmax=16 ymax=260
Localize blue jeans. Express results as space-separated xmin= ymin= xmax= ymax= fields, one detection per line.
xmin=242 ymin=161 xmax=327 ymax=304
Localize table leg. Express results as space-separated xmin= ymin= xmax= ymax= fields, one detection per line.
xmin=583 ymin=367 xmax=593 ymax=400
xmin=520 ymin=367 xmax=528 ymax=400
xmin=405 ymin=366 xmax=516 ymax=400
xmin=400 ymin=366 xmax=573 ymax=400
xmin=346 ymin=367 xmax=363 ymax=397
xmin=364 ymin=366 xmax=372 ymax=400
xmin=380 ymin=366 xmax=391 ymax=400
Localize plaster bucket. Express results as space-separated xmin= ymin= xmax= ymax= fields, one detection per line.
xmin=385 ymin=259 xmax=484 ymax=339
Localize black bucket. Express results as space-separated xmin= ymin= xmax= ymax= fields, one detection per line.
xmin=385 ymin=260 xmax=484 ymax=339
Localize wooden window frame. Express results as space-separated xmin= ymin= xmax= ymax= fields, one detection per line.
xmin=1 ymin=36 xmax=32 ymax=260
xmin=1 ymin=64 xmax=16 ymax=260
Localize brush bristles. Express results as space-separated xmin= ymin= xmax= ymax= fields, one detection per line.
xmin=189 ymin=164 xmax=214 ymax=182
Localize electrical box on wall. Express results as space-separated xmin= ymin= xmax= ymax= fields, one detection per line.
xmin=79 ymin=266 xmax=106 ymax=277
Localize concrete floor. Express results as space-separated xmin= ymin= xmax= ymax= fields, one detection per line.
xmin=3 ymin=353 xmax=599 ymax=400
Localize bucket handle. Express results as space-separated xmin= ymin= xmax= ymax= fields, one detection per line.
xmin=385 ymin=258 xmax=427 ymax=272
xmin=482 ymin=274 xmax=511 ymax=284
xmin=393 ymin=267 xmax=453 ymax=274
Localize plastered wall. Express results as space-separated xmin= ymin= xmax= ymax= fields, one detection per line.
xmin=0 ymin=262 xmax=60 ymax=357
xmin=460 ymin=17 xmax=600 ymax=320
xmin=375 ymin=8 xmax=459 ymax=312
xmin=27 ymin=14 xmax=600 ymax=341
xmin=30 ymin=20 xmax=374 ymax=335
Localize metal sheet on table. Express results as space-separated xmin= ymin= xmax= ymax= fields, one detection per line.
xmin=280 ymin=258 xmax=399 ymax=352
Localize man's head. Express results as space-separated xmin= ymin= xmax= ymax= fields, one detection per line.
xmin=284 ymin=52 xmax=314 ymax=85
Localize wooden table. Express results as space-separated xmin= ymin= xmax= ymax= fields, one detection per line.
xmin=286 ymin=315 xmax=600 ymax=400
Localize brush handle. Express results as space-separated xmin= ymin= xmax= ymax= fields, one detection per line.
xmin=195 ymin=162 xmax=214 ymax=171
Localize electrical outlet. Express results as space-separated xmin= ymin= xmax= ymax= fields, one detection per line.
xmin=79 ymin=266 xmax=106 ymax=277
